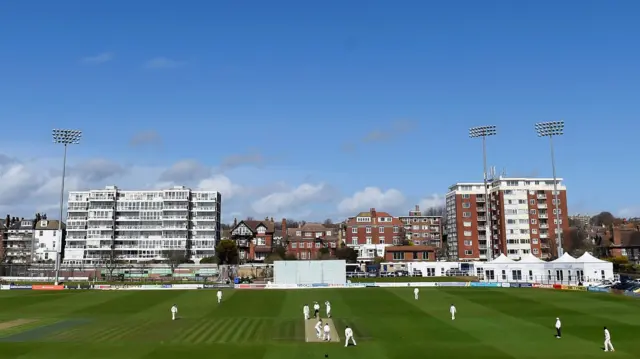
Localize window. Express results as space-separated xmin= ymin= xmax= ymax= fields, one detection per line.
xmin=316 ymin=232 xmax=323 ymax=237
xmin=296 ymin=231 xmax=301 ymax=236
xmin=393 ymin=226 xmax=399 ymax=233
xmin=553 ymin=219 xmax=563 ymax=225
xmin=552 ymin=199 xmax=561 ymax=205
xmin=378 ymin=226 xmax=385 ymax=234
xmin=315 ymin=242 xmax=321 ymax=248
xmin=511 ymin=270 xmax=522 ymax=280
xmin=462 ymin=194 xmax=470 ymax=199
xmin=366 ymin=226 xmax=372 ymax=233
xmin=464 ymin=240 xmax=472 ymax=246
xmin=530 ymin=209 xmax=537 ymax=215
xmin=351 ymin=238 xmax=358 ymax=245
xmin=530 ymin=199 xmax=535 ymax=205
xmin=463 ymin=231 xmax=472 ymax=237
xmin=301 ymin=252 xmax=306 ymax=259
xmin=257 ymin=227 xmax=266 ymax=234
xmin=533 ymin=248 xmax=539 ymax=254
xmin=530 ymin=219 xmax=537 ymax=224
xmin=462 ymin=202 xmax=471 ymax=208
xmin=366 ymin=237 xmax=372 ymax=245
xmin=331 ymin=242 xmax=336 ymax=248
xmin=553 ymin=209 xmax=562 ymax=215
xmin=379 ymin=237 xmax=385 ymax=244
xmin=39 ymin=231 xmax=43 ymax=236
xmin=464 ymin=250 xmax=473 ymax=256
xmin=305 ymin=232 xmax=312 ymax=237
xmin=256 ymin=238 xmax=265 ymax=246
xmin=518 ymin=199 xmax=526 ymax=204
xmin=531 ymin=229 xmax=538 ymax=234
xmin=393 ymin=252 xmax=404 ymax=260
xmin=351 ymin=227 xmax=357 ymax=234
xmin=501 ymin=270 xmax=507 ymax=281
xmin=53 ymin=230 xmax=57 ymax=236
xmin=292 ymin=242 xmax=297 ymax=248
xmin=326 ymin=231 xmax=331 ymax=236
xmin=463 ymin=221 xmax=472 ymax=227
xmin=462 ymin=212 xmax=471 ymax=218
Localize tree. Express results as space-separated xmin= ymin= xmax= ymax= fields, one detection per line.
xmin=566 ymin=227 xmax=592 ymax=256
xmin=424 ymin=206 xmax=445 ymax=216
xmin=163 ymin=249 xmax=187 ymax=273
xmin=273 ymin=245 xmax=287 ymax=259
xmin=323 ymin=219 xmax=333 ymax=226
xmin=215 ymin=240 xmax=239 ymax=264
xmin=591 ymin=212 xmax=615 ymax=227
xmin=373 ymin=256 xmax=384 ymax=265
xmin=101 ymin=249 xmax=121 ymax=280
xmin=335 ymin=246 xmax=358 ymax=263
xmin=264 ymin=253 xmax=283 ymax=264
xmin=316 ymin=247 xmax=331 ymax=260
xmin=435 ymin=246 xmax=448 ymax=261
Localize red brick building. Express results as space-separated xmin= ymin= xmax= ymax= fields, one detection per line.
xmin=285 ymin=221 xmax=339 ymax=260
xmin=446 ymin=177 xmax=569 ymax=261
xmin=344 ymin=208 xmax=404 ymax=262
xmin=230 ymin=218 xmax=275 ymax=262
xmin=384 ymin=245 xmax=436 ymax=262
xmin=399 ymin=205 xmax=442 ymax=247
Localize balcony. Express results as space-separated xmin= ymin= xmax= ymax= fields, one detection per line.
xmin=540 ymin=233 xmax=549 ymax=238
xmin=477 ymin=216 xmax=487 ymax=221
xmin=538 ymin=213 xmax=548 ymax=219
xmin=476 ymin=206 xmax=486 ymax=212
xmin=476 ymin=197 xmax=485 ymax=202
xmin=539 ymin=224 xmax=549 ymax=229
xmin=538 ymin=203 xmax=547 ymax=209
xmin=537 ymin=194 xmax=547 ymax=199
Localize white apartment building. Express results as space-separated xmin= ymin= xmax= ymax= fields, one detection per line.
xmin=5 ymin=219 xmax=36 ymax=264
xmin=33 ymin=220 xmax=64 ymax=262
xmin=63 ymin=185 xmax=221 ymax=265
xmin=446 ymin=177 xmax=569 ymax=261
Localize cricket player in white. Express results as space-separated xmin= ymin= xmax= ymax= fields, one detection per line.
xmin=171 ymin=304 xmax=178 ymax=320
xmin=414 ymin=287 xmax=419 ymax=300
xmin=303 ymin=304 xmax=310 ymax=320
xmin=344 ymin=325 xmax=357 ymax=347
xmin=217 ymin=290 xmax=223 ymax=304
xmin=555 ymin=318 xmax=561 ymax=338
xmin=323 ymin=323 xmax=331 ymax=341
xmin=315 ymin=319 xmax=323 ymax=339
xmin=603 ymin=327 xmax=615 ymax=352
xmin=325 ymin=301 xmax=332 ymax=318
xmin=450 ymin=304 xmax=456 ymax=320
xmin=313 ymin=302 xmax=320 ymax=318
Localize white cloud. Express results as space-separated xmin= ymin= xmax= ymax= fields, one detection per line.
xmin=144 ymin=57 xmax=185 ymax=69
xmin=251 ymin=183 xmax=328 ymax=214
xmin=418 ymin=193 xmax=445 ymax=210
xmin=337 ymin=187 xmax=405 ymax=214
xmin=198 ymin=175 xmax=242 ymax=201
xmin=81 ymin=52 xmax=114 ymax=64
xmin=617 ymin=207 xmax=640 ymax=218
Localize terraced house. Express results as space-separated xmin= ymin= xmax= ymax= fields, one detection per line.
xmin=230 ymin=218 xmax=276 ymax=262
xmin=285 ymin=222 xmax=339 ymax=260
xmin=344 ymin=208 xmax=404 ymax=262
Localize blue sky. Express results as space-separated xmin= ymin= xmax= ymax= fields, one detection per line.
xmin=1 ymin=0 xmax=639 ymax=221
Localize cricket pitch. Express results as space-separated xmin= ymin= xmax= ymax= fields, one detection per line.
xmin=0 ymin=319 xmax=38 ymax=331
xmin=304 ymin=318 xmax=340 ymax=343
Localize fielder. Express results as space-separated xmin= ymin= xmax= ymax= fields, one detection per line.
xmin=414 ymin=287 xmax=419 ymax=300
xmin=555 ymin=318 xmax=562 ymax=338
xmin=450 ymin=304 xmax=457 ymax=320
xmin=303 ymin=304 xmax=310 ymax=320
xmin=171 ymin=304 xmax=178 ymax=321
xmin=344 ymin=325 xmax=357 ymax=347
xmin=217 ymin=290 xmax=223 ymax=304
xmin=603 ymin=327 xmax=615 ymax=352
xmin=313 ymin=302 xmax=320 ymax=318
xmin=315 ymin=319 xmax=323 ymax=339
xmin=325 ymin=301 xmax=332 ymax=318
xmin=323 ymin=322 xmax=331 ymax=341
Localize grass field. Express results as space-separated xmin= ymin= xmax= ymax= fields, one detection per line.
xmin=0 ymin=288 xmax=638 ymax=359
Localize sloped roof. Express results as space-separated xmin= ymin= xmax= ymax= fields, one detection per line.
xmin=551 ymin=252 xmax=577 ymax=263
xmin=519 ymin=252 xmax=545 ymax=263
xmin=490 ymin=253 xmax=514 ymax=263
xmin=577 ymin=252 xmax=608 ymax=263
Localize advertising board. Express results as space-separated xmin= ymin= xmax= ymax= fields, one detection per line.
xmin=235 ymin=284 xmax=266 ymax=289
xmin=587 ymin=287 xmax=611 ymax=293
xmin=0 ymin=285 xmax=10 ymax=290
xmin=435 ymin=282 xmax=469 ymax=287
xmin=561 ymin=285 xmax=587 ymax=291
xmin=9 ymin=285 xmax=33 ymax=290
xmin=519 ymin=283 xmax=533 ymax=288
xmin=32 ymin=285 xmax=64 ymax=291
xmin=266 ymin=283 xmax=299 ymax=289
xmin=470 ymin=282 xmax=500 ymax=288
xmin=203 ymin=284 xmax=234 ymax=289
xmin=500 ymin=283 xmax=510 ymax=288
xmin=552 ymin=284 xmax=562 ymax=289
xmin=168 ymin=284 xmax=203 ymax=290
xmin=533 ymin=284 xmax=554 ymax=289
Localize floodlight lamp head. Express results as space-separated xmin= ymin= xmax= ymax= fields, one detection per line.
xmin=535 ymin=121 xmax=564 ymax=137
xmin=469 ymin=125 xmax=497 ymax=138
xmin=52 ymin=129 xmax=82 ymax=144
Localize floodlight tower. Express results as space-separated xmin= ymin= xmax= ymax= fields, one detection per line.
xmin=469 ymin=125 xmax=497 ymax=261
xmin=535 ymin=121 xmax=564 ymax=257
xmin=52 ymin=129 xmax=82 ymax=285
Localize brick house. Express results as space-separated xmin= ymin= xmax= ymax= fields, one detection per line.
xmin=384 ymin=245 xmax=436 ymax=262
xmin=230 ymin=219 xmax=275 ymax=262
xmin=285 ymin=221 xmax=339 ymax=260
xmin=344 ymin=208 xmax=405 ymax=262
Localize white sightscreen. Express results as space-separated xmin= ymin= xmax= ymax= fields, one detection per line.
xmin=274 ymin=260 xmax=346 ymax=285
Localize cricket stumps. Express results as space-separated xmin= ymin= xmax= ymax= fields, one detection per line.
xmin=303 ymin=318 xmax=340 ymax=343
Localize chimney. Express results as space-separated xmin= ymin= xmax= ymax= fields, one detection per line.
xmin=370 ymin=208 xmax=377 ymax=218
xmin=233 ymin=218 xmax=238 ymax=227
xmin=282 ymin=218 xmax=287 ymax=238
xmin=415 ymin=205 xmax=419 ymax=211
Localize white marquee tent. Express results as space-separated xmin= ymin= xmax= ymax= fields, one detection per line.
xmin=576 ymin=252 xmax=613 ymax=282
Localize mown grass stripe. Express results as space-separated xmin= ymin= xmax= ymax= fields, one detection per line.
xmin=206 ymin=317 xmax=231 ymax=342
xmin=89 ymin=322 xmax=130 ymax=342
xmin=221 ymin=318 xmax=248 ymax=343
xmin=169 ymin=318 xmax=205 ymax=343
xmin=192 ymin=318 xmax=225 ymax=344
xmin=243 ymin=318 xmax=267 ymax=343
xmin=103 ymin=320 xmax=150 ymax=342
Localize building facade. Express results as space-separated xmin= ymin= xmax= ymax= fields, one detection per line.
xmin=5 ymin=219 xmax=35 ymax=264
xmin=63 ymin=185 xmax=221 ymax=265
xmin=33 ymin=219 xmax=65 ymax=263
xmin=384 ymin=245 xmax=436 ymax=262
xmin=446 ymin=177 xmax=569 ymax=261
xmin=286 ymin=222 xmax=339 ymax=260
xmin=399 ymin=205 xmax=442 ymax=247
xmin=344 ymin=208 xmax=404 ymax=262
xmin=230 ymin=219 xmax=275 ymax=262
